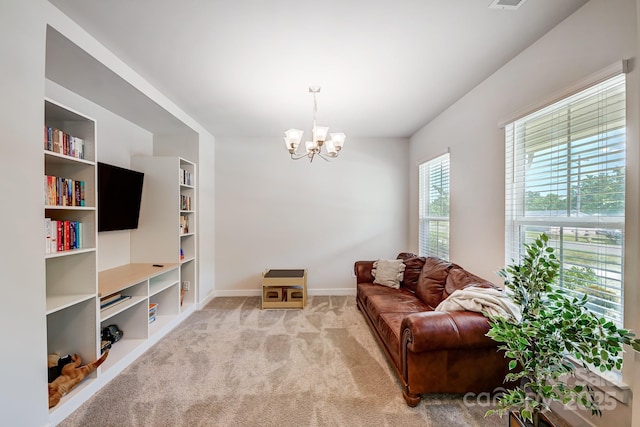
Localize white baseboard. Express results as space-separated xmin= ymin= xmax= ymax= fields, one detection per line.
xmin=196 ymin=290 xmax=217 ymax=309
xmin=212 ymin=288 xmax=356 ymax=298
xmin=308 ymin=288 xmax=356 ymax=296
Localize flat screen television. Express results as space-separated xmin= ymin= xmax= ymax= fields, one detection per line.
xmin=97 ymin=162 xmax=145 ymax=232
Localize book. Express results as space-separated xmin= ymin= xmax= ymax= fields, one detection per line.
xmin=64 ymin=220 xmax=70 ymax=251
xmin=179 ymin=168 xmax=193 ymax=186
xmin=75 ymin=181 xmax=80 ymax=206
xmin=52 ymin=128 xmax=61 ymax=153
xmin=100 ymin=295 xmax=132 ymax=311
xmin=70 ymin=221 xmax=76 ymax=249
xmin=180 ymin=215 xmax=188 ymax=234
xmin=100 ymin=292 xmax=122 ymax=306
xmin=56 ymin=220 xmax=63 ymax=252
xmin=76 ymin=222 xmax=82 ymax=249
xmin=45 ymin=175 xmax=56 ymax=205
xmin=50 ymin=220 xmax=58 ymax=253
xmin=44 ymin=218 xmax=52 ymax=254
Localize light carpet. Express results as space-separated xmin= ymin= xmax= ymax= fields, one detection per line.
xmin=59 ymin=296 xmax=522 ymax=427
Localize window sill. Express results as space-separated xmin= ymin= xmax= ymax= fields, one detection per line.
xmin=565 ymin=356 xmax=630 ymax=404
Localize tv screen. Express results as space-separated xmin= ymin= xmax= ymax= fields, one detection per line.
xmin=98 ymin=162 xmax=144 ymax=232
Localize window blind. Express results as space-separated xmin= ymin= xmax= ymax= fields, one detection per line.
xmin=505 ymin=73 xmax=626 ymax=325
xmin=419 ymin=153 xmax=450 ymax=259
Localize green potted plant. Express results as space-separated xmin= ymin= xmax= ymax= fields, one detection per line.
xmin=486 ymin=233 xmax=640 ymax=427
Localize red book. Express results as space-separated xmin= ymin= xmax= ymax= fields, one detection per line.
xmin=64 ymin=220 xmax=70 ymax=251
xmin=57 ymin=221 xmax=63 ymax=252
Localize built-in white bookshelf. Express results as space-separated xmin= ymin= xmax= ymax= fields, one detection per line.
xmin=44 ymin=103 xmax=199 ymax=426
xmin=44 ymin=99 xmax=98 ymax=420
xmin=131 ymin=156 xmax=198 ymax=312
xmin=97 ymin=263 xmax=180 ymax=373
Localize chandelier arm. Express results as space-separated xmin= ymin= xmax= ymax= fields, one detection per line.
xmin=316 ymin=152 xmax=331 ymax=162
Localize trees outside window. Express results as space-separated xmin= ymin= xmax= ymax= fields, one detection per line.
xmin=505 ymin=73 xmax=626 ymax=325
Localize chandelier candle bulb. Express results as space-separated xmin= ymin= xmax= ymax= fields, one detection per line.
xmin=284 ymin=129 xmax=303 ymax=153
xmin=314 ymin=126 xmax=329 ymax=142
xmin=325 ymin=140 xmax=337 ymax=157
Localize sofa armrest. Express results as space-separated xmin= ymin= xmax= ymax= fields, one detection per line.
xmin=401 ymin=310 xmax=495 ymax=353
xmin=354 ymin=261 xmax=375 ymax=284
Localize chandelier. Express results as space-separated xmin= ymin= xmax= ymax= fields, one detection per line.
xmin=284 ymin=87 xmax=346 ymax=162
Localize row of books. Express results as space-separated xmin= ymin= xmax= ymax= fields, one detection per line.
xmin=45 ymin=175 xmax=86 ymax=207
xmin=180 ymin=195 xmax=192 ymax=211
xmin=179 ymin=168 xmax=193 ymax=186
xmin=45 ymin=218 xmax=83 ymax=253
xmin=44 ymin=126 xmax=86 ymax=160
xmin=100 ymin=293 xmax=132 ymax=311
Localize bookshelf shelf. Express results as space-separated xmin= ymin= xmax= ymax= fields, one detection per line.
xmin=99 ymin=295 xmax=147 ymax=322
xmin=48 ymin=375 xmax=96 ymax=417
xmin=149 ymin=314 xmax=176 ymax=336
xmin=46 ymin=293 xmax=96 ymax=315
xmin=45 ymin=205 xmax=96 ymax=211
xmin=45 ymin=150 xmax=96 ymax=166
xmin=45 ymin=247 xmax=96 ymax=259
xmin=150 ymin=279 xmax=179 ymax=297
xmin=99 ymin=338 xmax=147 ymax=374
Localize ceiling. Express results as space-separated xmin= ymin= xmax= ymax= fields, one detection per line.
xmin=48 ymin=0 xmax=589 ymax=139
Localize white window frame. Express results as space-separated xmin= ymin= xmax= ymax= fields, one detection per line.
xmin=505 ymin=72 xmax=626 ymax=326
xmin=419 ymin=153 xmax=450 ymax=259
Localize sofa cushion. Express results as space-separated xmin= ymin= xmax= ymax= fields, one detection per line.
xmin=396 ymin=253 xmax=426 ymax=293
xmin=444 ymin=267 xmax=500 ymax=299
xmin=377 ymin=312 xmax=411 ymax=368
xmin=372 ymin=259 xmax=405 ymax=288
xmin=415 ymin=257 xmax=455 ymax=309
xmin=357 ymin=282 xmax=396 ymax=306
xmin=366 ymin=292 xmax=431 ymax=325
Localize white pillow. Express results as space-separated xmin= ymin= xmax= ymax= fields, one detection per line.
xmin=372 ymin=259 xmax=405 ymax=289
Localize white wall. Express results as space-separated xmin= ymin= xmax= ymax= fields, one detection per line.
xmin=215 ymin=137 xmax=409 ymax=294
xmin=0 ymin=1 xmax=49 ymax=425
xmin=45 ymin=80 xmax=155 ymax=271
xmin=409 ymin=0 xmax=638 ymax=425
xmin=195 ymin=132 xmax=216 ymax=304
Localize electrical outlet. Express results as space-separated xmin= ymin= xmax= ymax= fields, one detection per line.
xmin=182 ymin=281 xmax=190 ymax=291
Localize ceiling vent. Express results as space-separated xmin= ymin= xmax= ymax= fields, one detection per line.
xmin=489 ymin=0 xmax=527 ymax=10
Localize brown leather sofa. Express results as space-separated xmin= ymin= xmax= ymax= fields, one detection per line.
xmin=355 ymin=253 xmax=511 ymax=406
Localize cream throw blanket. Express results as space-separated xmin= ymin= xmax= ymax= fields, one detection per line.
xmin=435 ymin=286 xmax=521 ymax=321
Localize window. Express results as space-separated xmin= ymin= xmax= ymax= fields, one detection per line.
xmin=505 ymin=73 xmax=625 ymax=325
xmin=419 ymin=153 xmax=450 ymax=259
